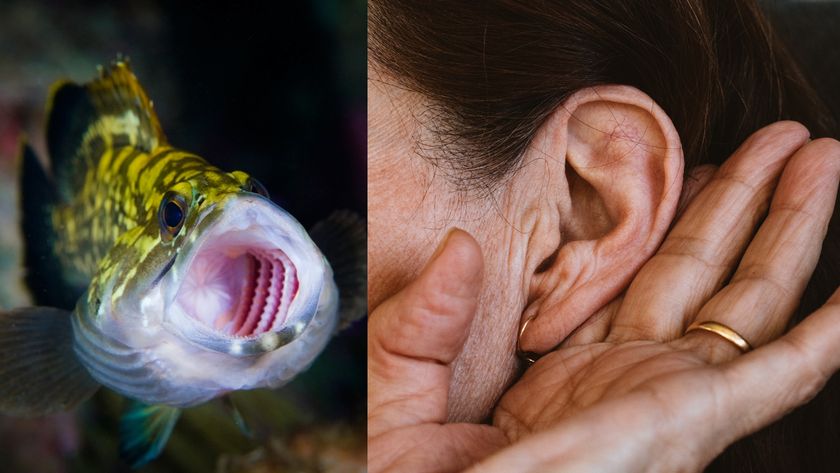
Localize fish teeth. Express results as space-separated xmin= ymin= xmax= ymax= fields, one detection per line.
xmin=272 ymin=250 xmax=298 ymax=332
xmin=235 ymin=254 xmax=270 ymax=336
xmin=255 ymin=253 xmax=283 ymax=334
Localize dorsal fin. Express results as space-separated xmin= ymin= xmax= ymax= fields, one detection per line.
xmin=46 ymin=59 xmax=167 ymax=201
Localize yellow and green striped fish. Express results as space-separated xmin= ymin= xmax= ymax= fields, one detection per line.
xmin=0 ymin=60 xmax=365 ymax=467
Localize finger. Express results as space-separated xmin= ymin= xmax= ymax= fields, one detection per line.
xmin=368 ymin=229 xmax=484 ymax=437
xmin=608 ymin=122 xmax=810 ymax=343
xmin=680 ymin=138 xmax=840 ymax=361
xmin=713 ymin=286 xmax=840 ymax=447
xmin=675 ymin=164 xmax=717 ymax=219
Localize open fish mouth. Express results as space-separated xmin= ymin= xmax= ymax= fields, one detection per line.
xmin=173 ymin=231 xmax=300 ymax=339
xmin=162 ymin=194 xmax=325 ymax=356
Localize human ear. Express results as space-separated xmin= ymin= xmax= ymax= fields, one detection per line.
xmin=519 ymin=85 xmax=684 ymax=353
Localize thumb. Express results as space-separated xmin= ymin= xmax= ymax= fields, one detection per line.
xmin=368 ymin=229 xmax=484 ymax=436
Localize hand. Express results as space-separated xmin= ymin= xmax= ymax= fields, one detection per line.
xmin=368 ymin=230 xmax=508 ymax=473
xmin=483 ymin=122 xmax=840 ymax=472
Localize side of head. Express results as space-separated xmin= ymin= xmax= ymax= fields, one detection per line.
xmin=369 ymin=0 xmax=838 ymax=423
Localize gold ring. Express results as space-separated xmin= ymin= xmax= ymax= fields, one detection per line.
xmin=685 ymin=321 xmax=752 ymax=353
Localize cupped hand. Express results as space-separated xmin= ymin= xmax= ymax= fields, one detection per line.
xmin=486 ymin=122 xmax=840 ymax=472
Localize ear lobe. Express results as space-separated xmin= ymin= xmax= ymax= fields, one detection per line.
xmin=520 ymin=85 xmax=684 ymax=353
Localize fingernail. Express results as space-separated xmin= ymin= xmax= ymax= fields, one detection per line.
xmin=429 ymin=227 xmax=459 ymax=262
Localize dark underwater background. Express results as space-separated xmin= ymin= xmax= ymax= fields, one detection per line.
xmin=0 ymin=1 xmax=366 ymax=472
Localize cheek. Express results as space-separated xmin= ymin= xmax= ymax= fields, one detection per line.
xmin=367 ymin=181 xmax=441 ymax=311
xmin=368 ymin=226 xmax=418 ymax=311
xmin=368 ymin=134 xmax=457 ymax=310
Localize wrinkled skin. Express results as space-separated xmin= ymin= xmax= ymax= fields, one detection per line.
xmin=368 ymin=123 xmax=840 ymax=472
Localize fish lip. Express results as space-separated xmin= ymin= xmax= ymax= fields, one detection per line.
xmin=162 ymin=193 xmax=326 ymax=355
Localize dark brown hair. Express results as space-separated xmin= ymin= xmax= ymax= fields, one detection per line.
xmin=370 ymin=0 xmax=840 ymax=470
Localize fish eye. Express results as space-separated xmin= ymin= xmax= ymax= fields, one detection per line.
xmin=247 ymin=178 xmax=270 ymax=199
xmin=158 ymin=191 xmax=187 ymax=241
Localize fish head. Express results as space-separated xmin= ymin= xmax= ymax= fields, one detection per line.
xmin=120 ymin=170 xmax=331 ymax=357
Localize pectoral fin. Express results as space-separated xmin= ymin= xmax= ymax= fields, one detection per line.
xmin=0 ymin=307 xmax=100 ymax=415
xmin=119 ymin=401 xmax=181 ymax=468
xmin=309 ymin=211 xmax=367 ymax=330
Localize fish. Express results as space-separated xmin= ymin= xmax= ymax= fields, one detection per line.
xmin=0 ymin=59 xmax=366 ymax=467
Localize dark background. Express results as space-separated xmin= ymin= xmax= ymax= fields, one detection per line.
xmin=0 ymin=1 xmax=366 ymax=472
xmin=765 ymin=0 xmax=840 ymax=133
